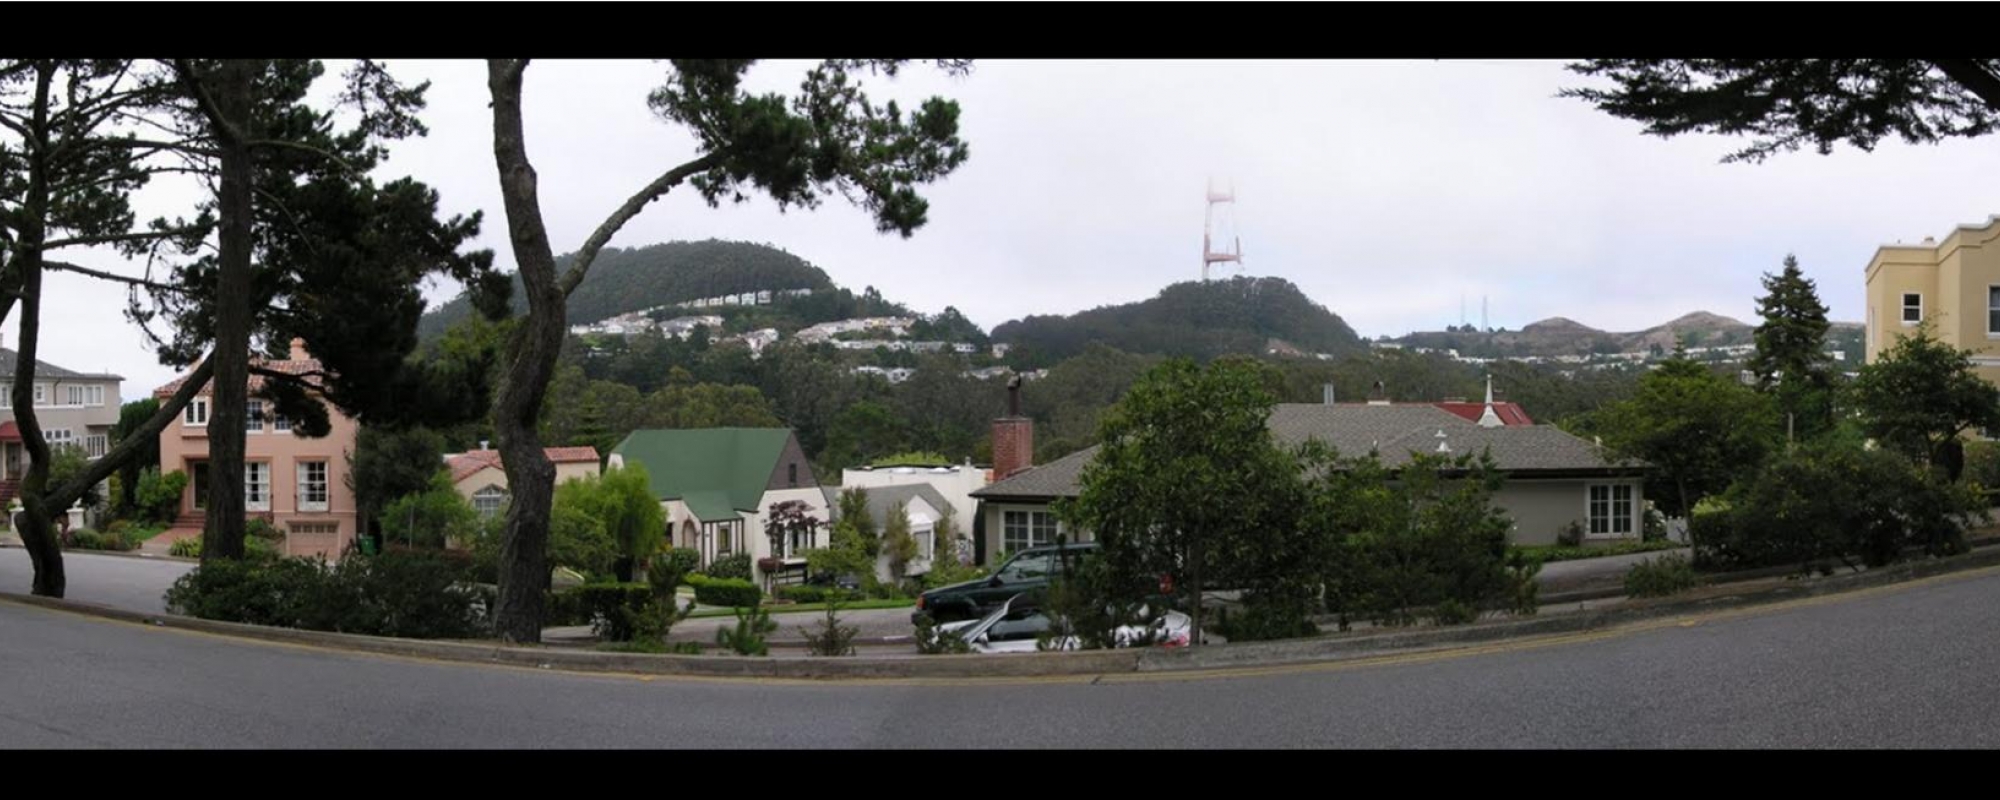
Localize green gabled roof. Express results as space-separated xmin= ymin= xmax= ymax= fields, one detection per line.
xmin=611 ymin=428 xmax=796 ymax=519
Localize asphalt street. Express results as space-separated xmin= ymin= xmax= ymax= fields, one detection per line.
xmin=6 ymin=559 xmax=2000 ymax=747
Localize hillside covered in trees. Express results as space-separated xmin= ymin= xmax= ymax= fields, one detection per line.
xmin=417 ymin=239 xmax=838 ymax=339
xmin=992 ymin=276 xmax=1367 ymax=368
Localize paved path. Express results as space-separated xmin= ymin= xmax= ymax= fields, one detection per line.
xmin=10 ymin=563 xmax=2000 ymax=746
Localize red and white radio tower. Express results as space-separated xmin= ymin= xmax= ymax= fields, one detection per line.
xmin=1202 ymin=178 xmax=1243 ymax=281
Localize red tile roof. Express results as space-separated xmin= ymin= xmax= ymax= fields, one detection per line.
xmin=1433 ymin=401 xmax=1535 ymax=426
xmin=446 ymin=447 xmax=601 ymax=483
xmin=0 ymin=421 xmax=19 ymax=443
xmin=153 ymin=356 xmax=329 ymax=400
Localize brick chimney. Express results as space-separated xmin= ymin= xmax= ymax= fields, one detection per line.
xmin=289 ymin=338 xmax=309 ymax=361
xmin=992 ymin=376 xmax=1034 ymax=480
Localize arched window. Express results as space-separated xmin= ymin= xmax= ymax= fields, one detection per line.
xmin=473 ymin=485 xmax=509 ymax=518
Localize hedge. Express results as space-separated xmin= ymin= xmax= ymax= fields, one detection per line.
xmin=688 ymin=574 xmax=761 ymax=608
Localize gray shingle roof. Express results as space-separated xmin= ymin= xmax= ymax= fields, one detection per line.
xmin=972 ymin=403 xmax=1642 ymax=501
xmin=0 ymin=348 xmax=121 ymax=381
xmin=825 ymin=484 xmax=954 ymax=529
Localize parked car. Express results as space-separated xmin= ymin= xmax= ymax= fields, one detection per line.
xmin=912 ymin=541 xmax=1099 ymax=624
xmin=935 ymin=593 xmax=1193 ymax=653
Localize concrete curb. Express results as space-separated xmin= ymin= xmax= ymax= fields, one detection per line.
xmin=7 ymin=545 xmax=2000 ymax=681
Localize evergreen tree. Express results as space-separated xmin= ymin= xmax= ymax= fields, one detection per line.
xmin=1748 ymin=254 xmax=1835 ymax=439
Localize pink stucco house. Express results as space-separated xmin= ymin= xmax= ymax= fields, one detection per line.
xmin=155 ymin=339 xmax=359 ymax=559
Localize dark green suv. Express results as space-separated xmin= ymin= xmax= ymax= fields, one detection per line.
xmin=912 ymin=542 xmax=1098 ymax=624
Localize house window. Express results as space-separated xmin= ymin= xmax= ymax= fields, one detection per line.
xmin=788 ymin=463 xmax=798 ymax=487
xmin=290 ymin=522 xmax=338 ymax=537
xmin=245 ymin=462 xmax=270 ymax=511
xmin=88 ymin=385 xmax=104 ymax=407
xmin=246 ymin=400 xmax=265 ymax=433
xmin=84 ymin=434 xmax=108 ymax=459
xmin=33 ymin=383 xmax=45 ymax=406
xmin=0 ymin=383 xmax=10 ymax=408
xmin=1902 ymin=292 xmax=1922 ymax=325
xmin=274 ymin=414 xmax=291 ymax=433
xmin=298 ymin=461 xmax=329 ymax=512
xmin=1002 ymin=510 xmax=1059 ymax=554
xmin=67 ymin=385 xmax=86 ymax=406
xmin=184 ymin=398 xmax=209 ymax=427
xmin=472 ymin=485 xmax=508 ymax=518
xmin=46 ymin=429 xmax=75 ymax=448
xmin=1988 ymin=287 xmax=2000 ymax=336
xmin=1588 ymin=484 xmax=1635 ymax=536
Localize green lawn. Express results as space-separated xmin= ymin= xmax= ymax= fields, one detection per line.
xmin=686 ymin=597 xmax=916 ymax=618
xmin=1510 ymin=539 xmax=1684 ymax=564
xmin=122 ymin=523 xmax=170 ymax=542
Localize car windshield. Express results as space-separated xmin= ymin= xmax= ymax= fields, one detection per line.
xmin=996 ymin=551 xmax=1055 ymax=583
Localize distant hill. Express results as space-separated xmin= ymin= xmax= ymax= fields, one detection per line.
xmin=1395 ymin=311 xmax=1864 ymax=359
xmin=418 ymin=240 xmax=838 ymax=340
xmin=992 ymin=276 xmax=1366 ymax=367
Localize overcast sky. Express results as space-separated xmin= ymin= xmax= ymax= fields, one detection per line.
xmin=24 ymin=59 xmax=2000 ymax=394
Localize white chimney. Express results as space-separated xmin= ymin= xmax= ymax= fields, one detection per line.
xmin=289 ymin=337 xmax=309 ymax=361
xmin=480 ymin=440 xmax=490 ymax=451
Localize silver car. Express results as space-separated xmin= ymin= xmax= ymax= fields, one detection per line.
xmin=935 ymin=594 xmax=1193 ymax=653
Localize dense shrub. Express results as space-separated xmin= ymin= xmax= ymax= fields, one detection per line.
xmin=1625 ymin=553 xmax=1699 ymax=598
xmin=775 ymin=584 xmax=859 ymax=604
xmin=163 ymin=549 xmax=484 ymax=639
xmin=1556 ymin=520 xmax=1586 ymax=548
xmin=169 ymin=537 xmax=202 ymax=558
xmin=1693 ymin=442 xmax=1984 ymax=573
xmin=658 ymin=547 xmax=701 ymax=581
xmin=1225 ymin=596 xmax=1319 ymax=642
xmin=570 ymin=582 xmax=689 ymax=643
xmin=135 ymin=469 xmax=189 ymax=525
xmin=688 ymin=574 xmax=762 ymax=608
xmin=245 ymin=517 xmax=285 ymax=542
xmin=706 ymin=552 xmax=753 ymax=581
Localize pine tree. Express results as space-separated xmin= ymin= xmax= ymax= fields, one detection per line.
xmin=1748 ymin=254 xmax=1835 ymax=438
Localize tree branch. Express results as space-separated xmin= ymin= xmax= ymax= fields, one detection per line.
xmin=45 ymin=260 xmax=189 ymax=294
xmin=33 ymin=225 xmax=207 ymax=251
xmin=45 ymin=355 xmax=216 ymax=508
xmin=246 ymin=138 xmax=357 ymax=172
xmin=1930 ymin=59 xmax=2000 ymax=114
xmin=561 ymin=152 xmax=723 ymax=297
xmin=77 ymin=136 xmax=220 ymax=159
xmin=170 ymin=59 xmax=243 ymax=145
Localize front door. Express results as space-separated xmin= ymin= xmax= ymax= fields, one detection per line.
xmin=191 ymin=461 xmax=210 ymax=511
xmin=3 ymin=443 xmax=20 ymax=480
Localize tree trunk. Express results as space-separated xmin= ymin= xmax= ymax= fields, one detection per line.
xmin=10 ymin=62 xmax=64 ymax=598
xmin=201 ymin=59 xmax=256 ymax=562
xmin=487 ymin=60 xmax=565 ymax=643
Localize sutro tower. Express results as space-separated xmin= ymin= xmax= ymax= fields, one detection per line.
xmin=1202 ymin=178 xmax=1243 ymax=281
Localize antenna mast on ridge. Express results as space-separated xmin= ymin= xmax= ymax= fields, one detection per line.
xmin=1202 ymin=178 xmax=1243 ymax=281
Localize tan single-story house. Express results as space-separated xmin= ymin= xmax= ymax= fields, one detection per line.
xmin=443 ymin=446 xmax=602 ymax=518
xmin=969 ymin=385 xmax=1649 ymax=563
